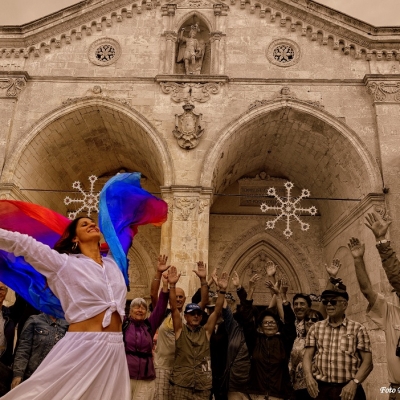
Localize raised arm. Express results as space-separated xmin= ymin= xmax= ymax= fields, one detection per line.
xmin=168 ymin=266 xmax=182 ymax=339
xmin=193 ymin=261 xmax=209 ymax=310
xmin=148 ymin=271 xmax=170 ymax=332
xmin=365 ymin=212 xmax=400 ymax=293
xmin=150 ymin=255 xmax=169 ymax=309
xmin=247 ymin=273 xmax=260 ymax=301
xmin=205 ymin=272 xmax=228 ymax=338
xmin=348 ymin=237 xmax=377 ymax=307
xmin=0 ymin=228 xmax=67 ymax=276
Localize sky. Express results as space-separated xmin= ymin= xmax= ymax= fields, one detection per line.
xmin=0 ymin=0 xmax=399 ymax=26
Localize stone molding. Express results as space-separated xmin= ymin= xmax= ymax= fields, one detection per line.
xmin=0 ymin=183 xmax=30 ymax=201
xmin=214 ymin=214 xmax=319 ymax=293
xmin=322 ymin=193 xmax=385 ymax=246
xmin=248 ymin=86 xmax=324 ymax=111
xmin=160 ymin=81 xmax=223 ymax=103
xmin=0 ymin=75 xmax=26 ymax=98
xmin=0 ymin=0 xmax=399 ymax=62
xmin=61 ymin=94 xmax=135 ymax=111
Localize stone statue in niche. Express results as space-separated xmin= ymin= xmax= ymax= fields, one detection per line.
xmin=173 ymin=101 xmax=204 ymax=149
xmin=177 ymin=24 xmax=205 ymax=75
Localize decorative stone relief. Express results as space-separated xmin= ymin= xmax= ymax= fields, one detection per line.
xmin=367 ymin=81 xmax=400 ymax=102
xmin=88 ymin=38 xmax=121 ymax=66
xmin=248 ymin=87 xmax=324 ymax=111
xmin=176 ymin=0 xmax=214 ymax=8
xmin=174 ymin=197 xmax=198 ymax=220
xmin=62 ymin=95 xmax=134 ymax=111
xmin=92 ymin=85 xmax=102 ymax=94
xmin=266 ymin=39 xmax=300 ymax=67
xmin=198 ymin=200 xmax=209 ymax=214
xmin=0 ymin=77 xmax=26 ymax=97
xmin=160 ymin=82 xmax=222 ymax=103
xmin=173 ymin=102 xmax=204 ymax=150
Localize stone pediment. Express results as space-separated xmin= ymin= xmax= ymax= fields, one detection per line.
xmin=0 ymin=0 xmax=399 ymax=61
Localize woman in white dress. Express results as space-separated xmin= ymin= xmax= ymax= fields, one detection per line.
xmin=0 ymin=216 xmax=130 ymax=400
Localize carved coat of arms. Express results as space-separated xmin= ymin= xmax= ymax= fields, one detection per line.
xmin=173 ymin=103 xmax=204 ymax=149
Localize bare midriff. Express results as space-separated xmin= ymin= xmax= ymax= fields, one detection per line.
xmin=68 ymin=310 xmax=122 ymax=332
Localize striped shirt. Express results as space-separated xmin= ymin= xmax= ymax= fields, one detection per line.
xmin=305 ymin=317 xmax=371 ymax=383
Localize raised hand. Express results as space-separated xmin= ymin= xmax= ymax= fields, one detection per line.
xmin=266 ymin=261 xmax=277 ymax=278
xmin=231 ymin=271 xmax=240 ymax=288
xmin=265 ymin=279 xmax=281 ymax=295
xmin=249 ymin=273 xmax=261 ymax=289
xmin=161 ymin=271 xmax=169 ymax=286
xmin=157 ymin=255 xmax=170 ymax=273
xmin=194 ymin=261 xmax=207 ymax=280
xmin=281 ymin=278 xmax=289 ymax=296
xmin=365 ymin=212 xmax=391 ymax=240
xmin=348 ymin=237 xmax=365 ymax=259
xmin=168 ymin=266 xmax=181 ymax=285
xmin=218 ymin=272 xmax=229 ymax=291
xmin=325 ymin=258 xmax=341 ymax=278
xmin=211 ymin=269 xmax=219 ymax=286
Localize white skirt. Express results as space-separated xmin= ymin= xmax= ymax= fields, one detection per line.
xmin=3 ymin=332 xmax=130 ymax=400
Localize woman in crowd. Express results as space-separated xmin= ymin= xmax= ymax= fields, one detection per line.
xmin=123 ymin=262 xmax=170 ymax=400
xmin=289 ymin=309 xmax=324 ymax=400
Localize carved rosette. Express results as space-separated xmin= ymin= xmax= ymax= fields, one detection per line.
xmin=174 ymin=197 xmax=198 ymax=220
xmin=160 ymin=82 xmax=222 ymax=103
xmin=0 ymin=77 xmax=26 ymax=98
xmin=88 ymin=37 xmax=121 ymax=66
xmin=367 ymin=81 xmax=400 ymax=102
xmin=173 ymin=102 xmax=204 ymax=150
xmin=266 ymin=39 xmax=301 ymax=67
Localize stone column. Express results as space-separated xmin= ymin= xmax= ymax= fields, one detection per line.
xmin=0 ymin=74 xmax=26 ymax=176
xmin=160 ymin=186 xmax=212 ymax=297
xmin=160 ymin=4 xmax=177 ymax=75
xmin=365 ymin=75 xmax=400 ymax=241
xmin=210 ymin=32 xmax=223 ymax=75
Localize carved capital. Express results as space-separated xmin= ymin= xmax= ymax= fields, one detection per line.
xmin=174 ymin=197 xmax=198 ymax=220
xmin=163 ymin=31 xmax=178 ymax=42
xmin=366 ymin=81 xmax=400 ymax=102
xmin=160 ymin=81 xmax=222 ymax=103
xmin=210 ymin=31 xmax=224 ymax=42
xmin=161 ymin=4 xmax=177 ymax=16
xmin=0 ymin=76 xmax=26 ymax=98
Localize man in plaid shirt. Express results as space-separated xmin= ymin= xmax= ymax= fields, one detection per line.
xmin=303 ymin=288 xmax=373 ymax=400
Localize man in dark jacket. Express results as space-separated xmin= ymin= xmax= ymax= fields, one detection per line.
xmin=0 ymin=283 xmax=26 ymax=395
xmin=11 ymin=313 xmax=69 ymax=389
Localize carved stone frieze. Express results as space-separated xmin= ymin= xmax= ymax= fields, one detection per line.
xmin=174 ymin=197 xmax=198 ymax=220
xmin=367 ymin=81 xmax=400 ymax=102
xmin=173 ymin=102 xmax=204 ymax=150
xmin=0 ymin=77 xmax=26 ymax=98
xmin=62 ymin=95 xmax=134 ymax=111
xmin=248 ymin=87 xmax=324 ymax=111
xmin=176 ymin=0 xmax=214 ymax=8
xmin=160 ymin=82 xmax=222 ymax=103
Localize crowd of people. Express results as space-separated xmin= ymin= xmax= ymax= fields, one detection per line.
xmin=0 ymin=211 xmax=400 ymax=399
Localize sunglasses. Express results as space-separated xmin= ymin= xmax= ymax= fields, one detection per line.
xmin=321 ymin=299 xmax=345 ymax=306
xmin=188 ymin=311 xmax=203 ymax=317
xmin=305 ymin=317 xmax=320 ymax=322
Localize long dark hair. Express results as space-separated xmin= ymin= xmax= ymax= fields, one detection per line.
xmin=53 ymin=216 xmax=90 ymax=254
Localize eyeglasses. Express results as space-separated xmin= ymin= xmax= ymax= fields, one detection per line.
xmin=305 ymin=317 xmax=320 ymax=322
xmin=322 ymin=299 xmax=345 ymax=306
xmin=262 ymin=321 xmax=277 ymax=326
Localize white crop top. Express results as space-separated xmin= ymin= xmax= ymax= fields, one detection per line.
xmin=0 ymin=228 xmax=126 ymax=327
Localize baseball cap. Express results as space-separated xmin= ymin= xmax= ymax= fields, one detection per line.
xmin=184 ymin=303 xmax=202 ymax=314
xmin=321 ymin=289 xmax=349 ymax=301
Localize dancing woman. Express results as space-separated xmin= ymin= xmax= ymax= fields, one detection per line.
xmin=0 ymin=173 xmax=167 ymax=400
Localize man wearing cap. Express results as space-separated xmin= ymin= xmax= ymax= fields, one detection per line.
xmin=303 ymin=286 xmax=373 ymax=400
xmin=355 ymin=211 xmax=400 ymax=398
xmin=168 ymin=266 xmax=228 ymax=400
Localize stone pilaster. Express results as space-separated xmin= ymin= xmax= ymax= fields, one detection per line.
xmin=0 ymin=73 xmax=27 ymax=175
xmin=365 ymin=75 xmax=400 ymax=243
xmin=160 ymin=186 xmax=212 ymax=297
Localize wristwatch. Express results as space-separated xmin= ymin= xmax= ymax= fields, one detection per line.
xmin=353 ymin=378 xmax=360 ymax=385
xmin=377 ymin=239 xmax=388 ymax=245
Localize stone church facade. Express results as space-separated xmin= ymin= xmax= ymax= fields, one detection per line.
xmin=1 ymin=0 xmax=400 ymax=395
